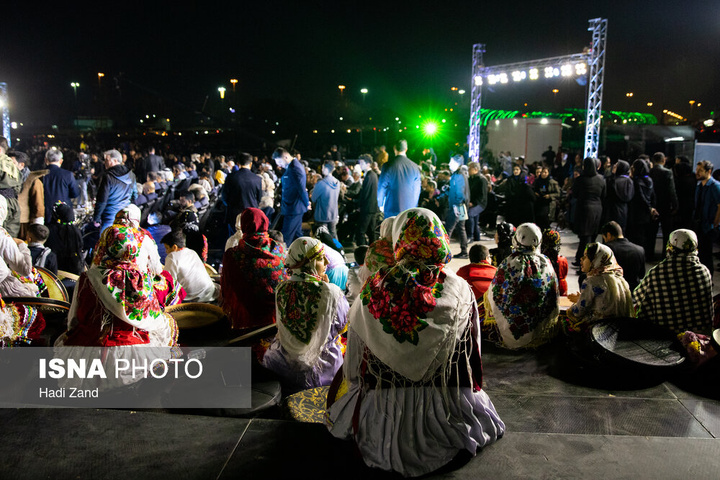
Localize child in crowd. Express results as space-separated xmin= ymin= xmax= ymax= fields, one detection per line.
xmin=26 ymin=224 xmax=58 ymax=274
xmin=346 ymin=245 xmax=369 ymax=303
xmin=490 ymin=221 xmax=515 ymax=267
xmin=456 ymin=244 xmax=496 ymax=302
xmin=46 ymin=201 xmax=85 ymax=275
xmin=162 ymin=230 xmax=219 ymax=303
xmin=541 ymin=229 xmax=568 ymax=296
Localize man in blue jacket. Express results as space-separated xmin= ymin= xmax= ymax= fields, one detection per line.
xmin=43 ymin=148 xmax=79 ymax=225
xmin=311 ymin=161 xmax=341 ymax=240
xmin=273 ymin=148 xmax=310 ymax=244
xmin=438 ymin=155 xmax=470 ymax=258
xmin=377 ymin=139 xmax=421 ymax=218
xmin=93 ymin=149 xmax=137 ymax=234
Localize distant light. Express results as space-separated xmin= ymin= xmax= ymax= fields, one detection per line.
xmin=218 ymin=87 xmax=226 ymax=99
xmin=511 ymin=71 xmax=526 ymax=82
xmin=552 ymin=89 xmax=559 ymax=94
xmin=395 ymin=117 xmax=399 ymax=121
xmin=574 ymin=63 xmax=587 ymax=75
xmin=272 ymin=130 xmax=276 ymax=134
xmin=10 ymin=122 xmax=17 ymax=129
xmin=458 ymin=89 xmax=465 ymax=95
xmin=229 ymin=108 xmax=235 ymax=113
xmin=441 ymin=119 xmax=446 ymax=123
xmin=704 ymin=119 xmax=714 ymax=127
xmin=529 ymin=68 xmax=539 ymax=80
xmin=513 ymin=119 xmax=518 ymax=125
xmin=540 ymin=118 xmax=549 ymax=124
xmin=625 ymin=92 xmax=633 ymax=97
xmin=97 ymin=72 xmax=104 ymax=78
xmin=230 ymin=79 xmax=238 ymax=85
xmin=689 ymin=100 xmax=696 ymax=106
xmin=499 ymin=73 xmax=508 ymax=84
xmin=339 ymin=117 xmax=343 ymax=121
xmin=338 ymin=85 xmax=346 ymax=91
xmin=166 ymin=118 xmax=170 ymax=122
xmin=561 ymin=64 xmax=572 ymax=77
xmin=140 ymin=120 xmax=143 ymax=123
xmin=422 ymin=121 xmax=438 ymax=136
xmin=204 ymin=130 xmax=209 ymax=134
xmin=313 ymin=130 xmax=318 ymax=133
xmin=178 ymin=132 xmax=182 ymax=136
xmin=70 ymin=82 xmax=80 ymax=88
xmin=487 ymin=75 xmax=498 ymax=85
xmin=347 ymin=129 xmax=351 ymax=133
xmin=647 ymin=102 xmax=653 ymax=107
xmin=146 ymin=115 xmax=149 ymax=119
xmin=360 ymin=88 xmax=368 ymax=94
xmin=331 ymin=129 xmax=335 ymax=133
xmin=495 ymin=120 xmax=500 ymax=125
xmin=664 ymin=136 xmax=685 ymax=142
xmin=544 ymin=67 xmax=553 ymax=78
xmin=474 ymin=75 xmax=483 ymax=86
xmin=451 ymin=87 xmax=458 ymax=91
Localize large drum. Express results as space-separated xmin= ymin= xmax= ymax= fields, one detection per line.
xmin=35 ymin=267 xmax=69 ymax=303
xmin=165 ymin=302 xmax=229 ymax=347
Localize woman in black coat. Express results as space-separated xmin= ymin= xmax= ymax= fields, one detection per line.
xmin=572 ymin=157 xmax=606 ymax=265
xmin=604 ymin=160 xmax=634 ymax=232
xmin=626 ymin=159 xmax=657 ymax=259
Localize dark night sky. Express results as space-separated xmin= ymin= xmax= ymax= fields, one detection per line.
xmin=3 ymin=0 xmax=720 ymax=127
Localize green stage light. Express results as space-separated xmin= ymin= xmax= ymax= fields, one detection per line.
xmin=423 ymin=121 xmax=439 ymax=136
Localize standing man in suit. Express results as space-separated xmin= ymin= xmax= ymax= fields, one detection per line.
xmin=222 ymin=152 xmax=262 ymax=235
xmin=43 ymin=148 xmax=79 ymax=225
xmin=600 ymin=221 xmax=646 ymax=291
xmin=274 ymin=147 xmax=310 ymax=244
xmin=377 ymin=139 xmax=421 ymax=218
xmin=649 ymin=152 xmax=678 ymax=259
xmin=354 ymin=157 xmax=379 ymax=246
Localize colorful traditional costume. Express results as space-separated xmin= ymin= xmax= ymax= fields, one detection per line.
xmin=541 ymin=229 xmax=568 ymax=296
xmin=565 ymin=243 xmax=634 ymax=332
xmin=263 ymin=237 xmax=348 ymax=390
xmin=221 ymin=208 xmax=288 ymax=330
xmin=54 ymin=223 xmax=180 ymax=389
xmin=327 ymin=208 xmax=504 ymax=477
xmin=484 ymin=223 xmax=559 ymax=349
xmin=0 ymin=195 xmax=38 ymax=297
xmin=0 ymin=264 xmax=45 ymax=346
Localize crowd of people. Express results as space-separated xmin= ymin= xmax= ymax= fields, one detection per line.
xmin=1 ymin=132 xmax=719 ymax=476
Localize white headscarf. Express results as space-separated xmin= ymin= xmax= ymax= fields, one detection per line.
xmin=224 ymin=213 xmax=244 ymax=251
xmin=275 ymin=237 xmax=343 ymax=367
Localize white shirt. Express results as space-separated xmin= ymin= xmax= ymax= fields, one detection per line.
xmin=164 ymin=248 xmax=218 ymax=303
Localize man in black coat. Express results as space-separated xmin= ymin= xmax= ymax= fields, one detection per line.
xmin=43 ymin=148 xmax=79 ymax=225
xmin=353 ymin=157 xmax=379 ymax=246
xmin=600 ymin=221 xmax=646 ymax=291
xmin=649 ymin=152 xmax=678 ymax=260
xmin=222 ymin=152 xmax=262 ymax=235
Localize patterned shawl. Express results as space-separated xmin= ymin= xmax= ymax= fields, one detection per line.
xmin=221 ymin=208 xmax=288 ymax=329
xmin=87 ymin=224 xmax=166 ymax=331
xmin=275 ymin=237 xmax=344 ymax=367
xmin=352 ymin=208 xmax=475 ymax=381
xmin=487 ymin=222 xmax=559 ymax=348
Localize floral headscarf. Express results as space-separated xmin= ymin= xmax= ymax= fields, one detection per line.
xmin=286 ymin=236 xmax=326 ymax=278
xmin=87 ymin=225 xmax=164 ymax=328
xmin=667 ymin=229 xmax=698 ymax=257
xmin=221 ymin=208 xmax=288 ymax=329
xmin=364 ymin=216 xmax=397 ymax=275
xmin=274 ymin=236 xmax=345 ymax=367
xmin=486 ymin=222 xmax=559 ymax=349
xmin=541 ymin=229 xmax=562 ymax=257
xmin=585 ymin=243 xmax=624 ymax=277
xmin=114 ymin=205 xmax=142 ymax=227
xmin=352 ymin=208 xmax=475 ymax=381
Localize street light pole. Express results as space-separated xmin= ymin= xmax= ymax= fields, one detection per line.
xmin=71 ymin=82 xmax=80 ymax=128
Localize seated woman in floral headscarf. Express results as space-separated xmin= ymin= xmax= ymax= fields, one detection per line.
xmin=0 ymin=258 xmax=45 ymax=346
xmin=541 ymin=228 xmax=568 ymax=296
xmin=262 ymin=236 xmax=349 ymax=390
xmin=54 ymin=224 xmax=180 ymax=389
xmin=221 ymin=208 xmax=288 ymax=330
xmin=114 ymin=206 xmax=184 ymax=307
xmin=634 ymin=229 xmax=713 ymax=335
xmin=483 ymin=222 xmax=560 ymax=349
xmin=327 ymin=208 xmax=504 ymax=478
xmin=565 ymin=243 xmax=634 ymax=333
